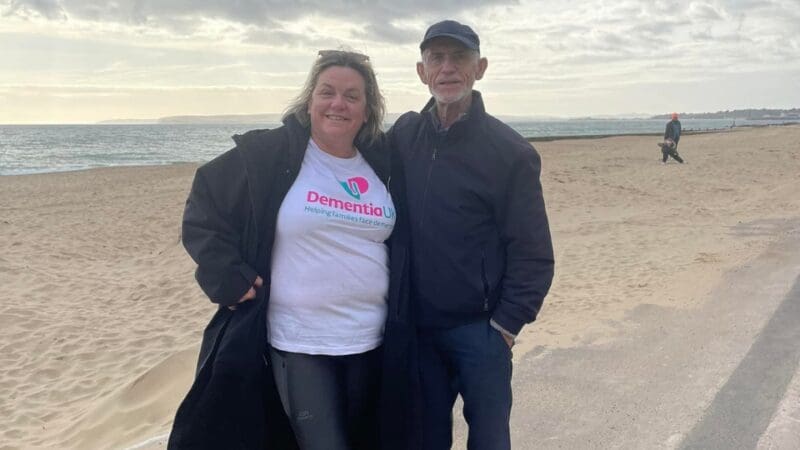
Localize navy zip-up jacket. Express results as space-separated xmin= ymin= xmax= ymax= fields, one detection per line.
xmin=664 ymin=119 xmax=682 ymax=145
xmin=390 ymin=91 xmax=554 ymax=335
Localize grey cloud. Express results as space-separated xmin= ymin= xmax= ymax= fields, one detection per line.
xmin=3 ymin=0 xmax=66 ymax=19
xmin=595 ymin=31 xmax=628 ymax=48
xmin=355 ymin=23 xmax=418 ymax=45
xmin=4 ymin=0 xmax=515 ymax=43
xmin=485 ymin=0 xmax=797 ymax=79
xmin=628 ymin=19 xmax=681 ymax=38
xmin=689 ymin=30 xmax=747 ymax=43
xmin=243 ymin=28 xmax=322 ymax=48
xmin=724 ymin=0 xmax=780 ymax=12
xmin=690 ymin=30 xmax=713 ymax=40
xmin=640 ymin=1 xmax=684 ymax=18
xmin=547 ymin=49 xmax=638 ymax=66
xmin=688 ymin=2 xmax=722 ymax=20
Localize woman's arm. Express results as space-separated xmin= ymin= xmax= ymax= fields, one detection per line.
xmin=182 ymin=155 xmax=259 ymax=307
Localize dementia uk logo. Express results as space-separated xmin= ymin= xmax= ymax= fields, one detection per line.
xmin=304 ymin=176 xmax=395 ymax=228
xmin=339 ymin=176 xmax=369 ymax=200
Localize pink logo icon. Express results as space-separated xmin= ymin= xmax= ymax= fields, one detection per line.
xmin=339 ymin=176 xmax=369 ymax=200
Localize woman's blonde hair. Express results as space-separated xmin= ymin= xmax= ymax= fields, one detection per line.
xmin=283 ymin=50 xmax=385 ymax=145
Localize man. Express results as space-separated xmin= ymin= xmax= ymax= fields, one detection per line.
xmin=660 ymin=112 xmax=684 ymax=163
xmin=390 ymin=20 xmax=555 ymax=449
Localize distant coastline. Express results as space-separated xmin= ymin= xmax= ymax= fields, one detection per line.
xmin=650 ymin=108 xmax=800 ymax=121
xmin=526 ymin=121 xmax=800 ymax=142
xmin=98 ymin=112 xmax=404 ymax=125
xmin=98 ymin=114 xmax=282 ymax=125
xmin=97 ymin=108 xmax=800 ymax=125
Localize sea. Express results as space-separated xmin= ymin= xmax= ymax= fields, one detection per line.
xmin=0 ymin=118 xmax=794 ymax=175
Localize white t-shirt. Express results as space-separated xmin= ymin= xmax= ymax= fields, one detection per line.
xmin=268 ymin=138 xmax=396 ymax=355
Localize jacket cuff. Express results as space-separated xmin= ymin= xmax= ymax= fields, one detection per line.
xmin=489 ymin=319 xmax=517 ymax=340
xmin=237 ymin=263 xmax=258 ymax=287
xmin=490 ymin=307 xmax=527 ymax=336
xmin=227 ymin=264 xmax=259 ymax=304
xmin=202 ymin=263 xmax=258 ymax=306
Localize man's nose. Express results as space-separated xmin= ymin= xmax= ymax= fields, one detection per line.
xmin=440 ymin=55 xmax=459 ymax=72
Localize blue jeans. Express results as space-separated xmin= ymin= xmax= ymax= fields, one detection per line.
xmin=418 ymin=320 xmax=513 ymax=450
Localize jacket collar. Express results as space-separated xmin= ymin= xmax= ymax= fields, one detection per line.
xmin=281 ymin=114 xmax=389 ymax=184
xmin=420 ymin=90 xmax=486 ymax=138
xmin=280 ymin=114 xmax=311 ymax=174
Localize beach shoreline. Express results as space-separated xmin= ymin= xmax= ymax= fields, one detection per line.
xmin=5 ymin=119 xmax=797 ymax=177
xmin=2 ymin=124 xmax=799 ymax=449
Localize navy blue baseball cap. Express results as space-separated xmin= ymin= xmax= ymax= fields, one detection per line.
xmin=420 ymin=20 xmax=480 ymax=52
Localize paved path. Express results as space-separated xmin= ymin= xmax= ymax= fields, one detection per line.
xmin=757 ymin=361 xmax=800 ymax=449
xmin=452 ymin=220 xmax=800 ymax=449
xmin=680 ymin=276 xmax=800 ymax=449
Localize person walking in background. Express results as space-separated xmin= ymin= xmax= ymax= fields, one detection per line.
xmin=169 ymin=49 xmax=409 ymax=450
xmin=390 ymin=20 xmax=555 ymax=450
xmin=660 ymin=112 xmax=684 ymax=163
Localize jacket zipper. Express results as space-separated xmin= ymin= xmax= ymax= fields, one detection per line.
xmin=481 ymin=252 xmax=490 ymax=311
xmin=395 ymin=249 xmax=407 ymax=319
xmin=418 ymin=146 xmax=437 ymax=230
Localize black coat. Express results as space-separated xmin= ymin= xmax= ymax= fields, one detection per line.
xmin=168 ymin=116 xmax=416 ymax=449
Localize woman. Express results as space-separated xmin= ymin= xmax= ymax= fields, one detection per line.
xmin=168 ymin=50 xmax=413 ymax=450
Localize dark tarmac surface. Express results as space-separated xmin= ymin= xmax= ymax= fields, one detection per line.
xmin=680 ymin=276 xmax=800 ymax=449
xmin=451 ymin=220 xmax=800 ymax=449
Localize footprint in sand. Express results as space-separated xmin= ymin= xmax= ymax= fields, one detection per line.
xmin=694 ymin=252 xmax=721 ymax=263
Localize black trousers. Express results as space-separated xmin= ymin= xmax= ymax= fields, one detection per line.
xmin=268 ymin=346 xmax=381 ymax=450
xmin=660 ymin=143 xmax=684 ymax=163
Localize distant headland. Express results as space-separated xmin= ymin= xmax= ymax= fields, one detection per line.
xmin=650 ymin=108 xmax=800 ymax=120
xmin=98 ymin=114 xmax=284 ymax=125
xmin=97 ymin=109 xmax=800 ymax=125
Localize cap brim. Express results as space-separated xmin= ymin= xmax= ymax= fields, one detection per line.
xmin=420 ymin=33 xmax=479 ymax=51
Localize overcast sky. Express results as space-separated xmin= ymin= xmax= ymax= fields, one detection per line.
xmin=1 ymin=0 xmax=799 ymax=123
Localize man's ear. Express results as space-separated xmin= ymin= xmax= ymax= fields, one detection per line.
xmin=475 ymin=57 xmax=488 ymax=81
xmin=416 ymin=61 xmax=428 ymax=85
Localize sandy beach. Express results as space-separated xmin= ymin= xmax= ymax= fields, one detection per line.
xmin=1 ymin=124 xmax=799 ymax=449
